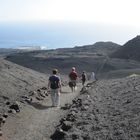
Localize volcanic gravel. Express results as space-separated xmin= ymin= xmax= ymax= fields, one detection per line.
xmin=51 ymin=75 xmax=140 ymax=140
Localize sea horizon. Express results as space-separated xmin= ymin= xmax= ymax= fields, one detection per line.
xmin=0 ymin=21 xmax=139 ymax=50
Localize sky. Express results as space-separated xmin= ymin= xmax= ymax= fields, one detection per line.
xmin=0 ymin=0 xmax=140 ymax=49
xmin=0 ymin=0 xmax=139 ymax=26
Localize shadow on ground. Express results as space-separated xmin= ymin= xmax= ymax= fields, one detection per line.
xmin=28 ymin=102 xmax=52 ymax=110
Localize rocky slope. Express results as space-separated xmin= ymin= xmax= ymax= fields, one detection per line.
xmin=0 ymin=58 xmax=48 ymax=113
xmin=110 ymin=35 xmax=140 ymax=61
xmin=51 ymin=75 xmax=140 ymax=140
xmin=0 ymin=58 xmax=51 ymax=137
xmin=1 ymin=83 xmax=82 ymax=140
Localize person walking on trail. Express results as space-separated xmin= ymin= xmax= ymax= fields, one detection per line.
xmin=90 ymin=71 xmax=97 ymax=82
xmin=81 ymin=71 xmax=87 ymax=86
xmin=69 ymin=67 xmax=78 ymax=92
xmin=48 ymin=69 xmax=61 ymax=108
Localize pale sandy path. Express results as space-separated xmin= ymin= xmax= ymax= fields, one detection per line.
xmin=1 ymin=84 xmax=82 ymax=140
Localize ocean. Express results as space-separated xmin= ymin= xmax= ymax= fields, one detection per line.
xmin=0 ymin=21 xmax=136 ymax=49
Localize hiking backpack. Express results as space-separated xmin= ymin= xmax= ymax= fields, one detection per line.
xmin=49 ymin=75 xmax=60 ymax=89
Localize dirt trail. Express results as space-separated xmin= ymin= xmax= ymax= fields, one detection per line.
xmin=1 ymin=84 xmax=82 ymax=140
xmin=51 ymin=76 xmax=140 ymax=140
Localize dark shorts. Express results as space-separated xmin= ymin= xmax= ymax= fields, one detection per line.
xmin=69 ymin=81 xmax=76 ymax=87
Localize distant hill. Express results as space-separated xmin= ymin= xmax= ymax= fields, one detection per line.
xmin=56 ymin=41 xmax=121 ymax=56
xmin=110 ymin=35 xmax=140 ymax=61
xmin=5 ymin=40 xmax=140 ymax=79
xmin=4 ymin=41 xmax=121 ymax=75
xmin=0 ymin=48 xmax=29 ymax=57
xmin=0 ymin=48 xmax=21 ymax=56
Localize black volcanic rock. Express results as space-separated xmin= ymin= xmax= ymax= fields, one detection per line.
xmin=110 ymin=35 xmax=140 ymax=61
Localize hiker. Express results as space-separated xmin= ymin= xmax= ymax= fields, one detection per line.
xmin=90 ymin=71 xmax=97 ymax=82
xmin=48 ymin=69 xmax=61 ymax=108
xmin=68 ymin=67 xmax=78 ymax=92
xmin=81 ymin=71 xmax=87 ymax=86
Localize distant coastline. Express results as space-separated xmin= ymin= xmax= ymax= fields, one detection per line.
xmin=0 ymin=21 xmax=138 ymax=50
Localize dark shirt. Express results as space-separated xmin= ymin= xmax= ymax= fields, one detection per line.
xmin=81 ymin=73 xmax=86 ymax=81
xmin=49 ymin=75 xmax=60 ymax=89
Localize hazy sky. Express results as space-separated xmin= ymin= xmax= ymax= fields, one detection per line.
xmin=0 ymin=0 xmax=140 ymax=48
xmin=0 ymin=0 xmax=140 ymax=27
